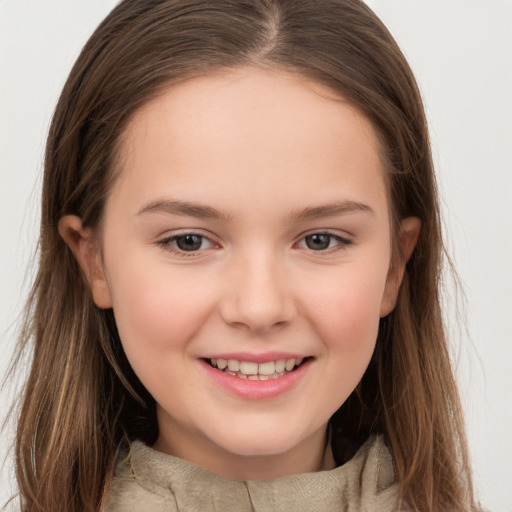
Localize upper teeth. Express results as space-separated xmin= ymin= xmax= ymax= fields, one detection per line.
xmin=211 ymin=358 xmax=303 ymax=376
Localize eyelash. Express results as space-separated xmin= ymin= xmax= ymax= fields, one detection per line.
xmin=156 ymin=231 xmax=353 ymax=256
xmin=296 ymin=231 xmax=353 ymax=253
xmin=156 ymin=233 xmax=216 ymax=256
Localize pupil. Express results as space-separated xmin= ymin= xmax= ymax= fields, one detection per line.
xmin=306 ymin=234 xmax=330 ymax=250
xmin=177 ymin=235 xmax=202 ymax=251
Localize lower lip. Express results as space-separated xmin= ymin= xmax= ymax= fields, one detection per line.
xmin=200 ymin=359 xmax=312 ymax=400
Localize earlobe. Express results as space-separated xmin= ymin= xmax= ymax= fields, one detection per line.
xmin=58 ymin=215 xmax=113 ymax=309
xmin=380 ymin=217 xmax=421 ymax=317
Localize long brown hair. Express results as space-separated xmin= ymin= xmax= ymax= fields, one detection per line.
xmin=11 ymin=1 xmax=478 ymax=510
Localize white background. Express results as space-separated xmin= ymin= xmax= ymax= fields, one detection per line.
xmin=1 ymin=1 xmax=511 ymax=510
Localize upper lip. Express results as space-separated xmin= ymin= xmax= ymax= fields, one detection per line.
xmin=201 ymin=352 xmax=309 ymax=363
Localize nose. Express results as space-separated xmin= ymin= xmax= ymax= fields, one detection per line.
xmin=219 ymin=251 xmax=295 ymax=334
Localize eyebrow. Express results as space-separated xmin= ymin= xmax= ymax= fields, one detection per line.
xmin=137 ymin=198 xmax=374 ymax=222
xmin=137 ymin=199 xmax=233 ymax=220
xmin=288 ymin=201 xmax=375 ymax=222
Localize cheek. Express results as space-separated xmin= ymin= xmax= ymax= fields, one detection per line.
xmin=299 ymin=261 xmax=388 ymax=395
xmin=282 ymin=266 xmax=387 ymax=426
xmin=106 ymin=260 xmax=215 ymax=363
xmin=306 ymin=265 xmax=387 ymax=337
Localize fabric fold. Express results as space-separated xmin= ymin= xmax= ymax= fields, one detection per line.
xmin=103 ymin=435 xmax=400 ymax=512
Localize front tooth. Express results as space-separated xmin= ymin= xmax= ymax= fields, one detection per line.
xmin=275 ymin=359 xmax=286 ymax=373
xmin=258 ymin=375 xmax=270 ymax=380
xmin=240 ymin=361 xmax=258 ymax=375
xmin=248 ymin=375 xmax=259 ymax=380
xmin=217 ymin=359 xmax=227 ymax=370
xmin=258 ymin=361 xmax=276 ymax=375
xmin=285 ymin=358 xmax=296 ymax=371
xmin=227 ymin=359 xmax=240 ymax=371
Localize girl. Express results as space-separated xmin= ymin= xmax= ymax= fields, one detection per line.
xmin=10 ymin=0 xmax=481 ymax=510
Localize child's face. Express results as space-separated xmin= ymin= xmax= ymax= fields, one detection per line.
xmin=82 ymin=68 xmax=404 ymax=478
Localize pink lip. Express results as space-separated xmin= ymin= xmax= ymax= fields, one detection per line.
xmin=201 ymin=352 xmax=306 ymax=364
xmin=199 ymin=357 xmax=312 ymax=400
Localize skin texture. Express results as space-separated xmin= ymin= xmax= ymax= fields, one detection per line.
xmin=59 ymin=67 xmax=420 ymax=480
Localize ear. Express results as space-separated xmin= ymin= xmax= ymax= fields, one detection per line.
xmin=380 ymin=216 xmax=421 ymax=317
xmin=58 ymin=215 xmax=113 ymax=309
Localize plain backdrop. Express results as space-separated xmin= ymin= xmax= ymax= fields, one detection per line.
xmin=1 ymin=1 xmax=511 ymax=510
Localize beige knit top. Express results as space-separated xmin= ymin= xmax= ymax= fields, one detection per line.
xmin=102 ymin=435 xmax=401 ymax=512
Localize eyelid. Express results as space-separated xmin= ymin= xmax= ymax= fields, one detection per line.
xmin=294 ymin=229 xmax=353 ymax=251
xmin=154 ymin=228 xmax=353 ymax=256
xmin=156 ymin=229 xmax=220 ymax=256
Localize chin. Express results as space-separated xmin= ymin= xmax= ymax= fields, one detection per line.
xmin=213 ymin=426 xmax=310 ymax=459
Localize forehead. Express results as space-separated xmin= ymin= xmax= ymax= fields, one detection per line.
xmin=111 ymin=67 xmax=388 ymax=219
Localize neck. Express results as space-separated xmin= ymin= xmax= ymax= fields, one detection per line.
xmin=153 ymin=421 xmax=335 ymax=480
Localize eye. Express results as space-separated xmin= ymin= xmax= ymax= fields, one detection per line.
xmin=297 ymin=232 xmax=352 ymax=251
xmin=157 ymin=233 xmax=215 ymax=254
xmin=174 ymin=234 xmax=208 ymax=251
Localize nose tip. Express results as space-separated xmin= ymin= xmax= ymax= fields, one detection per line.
xmin=220 ymin=261 xmax=295 ymax=333
xmin=224 ymin=296 xmax=291 ymax=333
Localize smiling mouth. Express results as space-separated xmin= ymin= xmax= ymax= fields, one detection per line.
xmin=206 ymin=357 xmax=310 ymax=380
